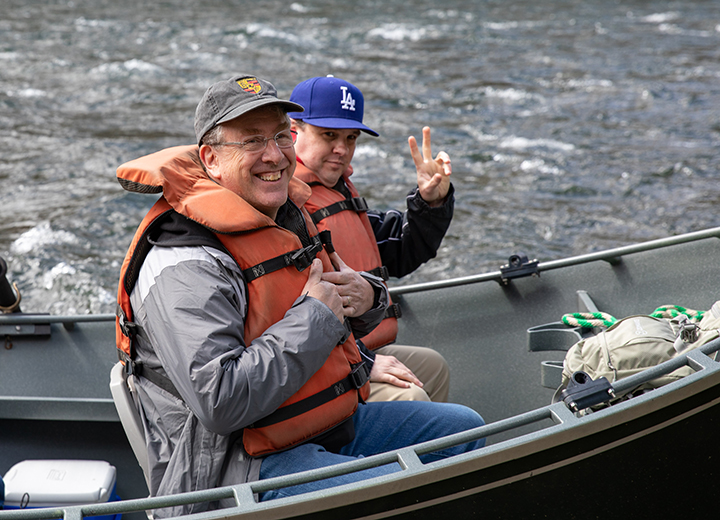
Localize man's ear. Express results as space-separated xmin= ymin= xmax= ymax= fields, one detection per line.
xmin=199 ymin=144 xmax=222 ymax=182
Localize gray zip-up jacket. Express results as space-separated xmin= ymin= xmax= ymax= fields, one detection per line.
xmin=129 ymin=226 xmax=387 ymax=517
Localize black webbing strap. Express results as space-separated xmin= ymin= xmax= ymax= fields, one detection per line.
xmin=117 ymin=349 xmax=184 ymax=401
xmin=122 ymin=355 xmax=370 ymax=430
xmin=250 ymin=361 xmax=370 ymax=429
xmin=310 ymin=197 xmax=369 ymax=225
xmin=317 ymin=229 xmax=335 ymax=254
xmin=116 ymin=304 xmax=138 ymax=341
xmin=243 ymin=234 xmax=325 ymax=282
xmin=384 ymin=303 xmax=402 ymax=319
xmin=119 ymin=355 xmax=369 ymax=429
xmin=242 ymin=231 xmax=336 ymax=282
xmin=367 ymin=266 xmax=390 ymax=281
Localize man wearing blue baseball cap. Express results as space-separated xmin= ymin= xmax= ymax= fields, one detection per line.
xmin=289 ymin=76 xmax=454 ymax=403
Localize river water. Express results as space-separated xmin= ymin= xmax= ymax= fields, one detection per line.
xmin=1 ymin=0 xmax=719 ymax=315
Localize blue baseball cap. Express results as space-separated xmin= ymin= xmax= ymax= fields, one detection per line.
xmin=288 ymin=76 xmax=379 ymax=136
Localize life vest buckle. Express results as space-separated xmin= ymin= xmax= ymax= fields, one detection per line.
xmin=289 ymin=237 xmax=324 ymax=271
xmin=350 ymin=197 xmax=368 ymax=212
xmin=349 ymin=361 xmax=370 ymax=389
xmin=116 ymin=304 xmax=138 ymax=338
xmin=290 ymin=247 xmax=315 ymax=271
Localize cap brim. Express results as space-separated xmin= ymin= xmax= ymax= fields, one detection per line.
xmin=217 ymin=99 xmax=305 ymax=126
xmin=288 ymin=116 xmax=379 ymax=137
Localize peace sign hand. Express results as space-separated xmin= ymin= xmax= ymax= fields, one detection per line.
xmin=408 ymin=126 xmax=452 ymax=207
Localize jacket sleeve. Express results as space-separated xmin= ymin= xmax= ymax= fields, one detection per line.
xmin=133 ymin=245 xmax=349 ymax=436
xmin=346 ymin=270 xmax=389 ymax=340
xmin=368 ymin=184 xmax=454 ymax=279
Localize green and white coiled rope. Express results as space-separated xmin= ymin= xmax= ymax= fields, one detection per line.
xmin=649 ymin=304 xmax=704 ymax=321
xmin=561 ymin=312 xmax=617 ymax=329
xmin=562 ymin=304 xmax=705 ymax=329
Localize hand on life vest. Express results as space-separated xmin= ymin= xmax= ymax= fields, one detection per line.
xmin=321 ymin=252 xmax=374 ymax=318
xmin=408 ymin=126 xmax=451 ymax=207
xmin=370 ymin=354 xmax=424 ymax=389
xmin=302 ymin=258 xmax=344 ymax=322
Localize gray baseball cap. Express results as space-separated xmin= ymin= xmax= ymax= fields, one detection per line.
xmin=194 ymin=74 xmax=304 ymax=145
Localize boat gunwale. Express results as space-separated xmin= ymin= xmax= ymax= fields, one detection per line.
xmin=389 ymin=226 xmax=720 ymax=296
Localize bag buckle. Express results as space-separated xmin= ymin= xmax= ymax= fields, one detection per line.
xmin=673 ymin=314 xmax=699 ymax=344
xmin=680 ymin=321 xmax=699 ymax=343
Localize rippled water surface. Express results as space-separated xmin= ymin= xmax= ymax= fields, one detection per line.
xmin=1 ymin=0 xmax=719 ymax=314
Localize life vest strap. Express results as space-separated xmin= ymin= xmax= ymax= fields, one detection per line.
xmin=367 ymin=265 xmax=390 ymax=281
xmin=121 ymin=349 xmax=369 ymax=431
xmin=242 ymin=231 xmax=336 ymax=282
xmin=310 ymin=197 xmax=368 ymax=224
xmin=118 ymin=349 xmax=184 ymax=400
xmin=243 ymin=234 xmax=323 ymax=282
xmin=250 ymin=361 xmax=370 ymax=430
xmin=317 ymin=229 xmax=335 ymax=254
xmin=384 ymin=303 xmax=402 ymax=319
xmin=116 ymin=304 xmax=138 ymax=340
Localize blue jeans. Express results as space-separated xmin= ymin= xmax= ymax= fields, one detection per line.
xmin=259 ymin=400 xmax=485 ymax=501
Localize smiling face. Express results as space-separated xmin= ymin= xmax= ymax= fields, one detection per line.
xmin=199 ymin=106 xmax=296 ymax=220
xmin=291 ymin=121 xmax=361 ymax=188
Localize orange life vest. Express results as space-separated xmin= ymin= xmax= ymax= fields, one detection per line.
xmin=294 ymin=161 xmax=399 ymax=349
xmin=115 ymin=145 xmax=369 ymax=456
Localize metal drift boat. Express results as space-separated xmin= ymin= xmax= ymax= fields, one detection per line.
xmin=1 ymin=227 xmax=720 ymax=519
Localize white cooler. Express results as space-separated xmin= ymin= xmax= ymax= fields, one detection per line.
xmin=2 ymin=460 xmax=118 ymax=518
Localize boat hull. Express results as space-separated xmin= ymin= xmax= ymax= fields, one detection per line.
xmin=2 ymin=229 xmax=720 ymax=519
xmin=202 ymin=364 xmax=720 ymax=520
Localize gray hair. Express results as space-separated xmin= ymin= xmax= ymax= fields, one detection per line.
xmin=203 ymin=105 xmax=291 ymax=146
xmin=201 ymin=125 xmax=225 ymax=147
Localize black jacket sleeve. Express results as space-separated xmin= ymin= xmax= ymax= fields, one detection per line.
xmin=368 ymin=184 xmax=454 ymax=278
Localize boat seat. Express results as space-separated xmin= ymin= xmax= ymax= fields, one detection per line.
xmin=527 ymin=322 xmax=589 ymax=389
xmin=527 ymin=290 xmax=602 ymax=389
xmin=109 ymin=361 xmax=151 ymax=490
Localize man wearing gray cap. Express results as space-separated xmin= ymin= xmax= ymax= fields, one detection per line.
xmin=116 ymin=73 xmax=484 ymax=517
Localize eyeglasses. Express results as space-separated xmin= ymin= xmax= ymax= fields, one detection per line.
xmin=211 ymin=130 xmax=295 ymax=153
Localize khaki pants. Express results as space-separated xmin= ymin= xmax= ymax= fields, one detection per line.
xmin=367 ymin=344 xmax=450 ymax=403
